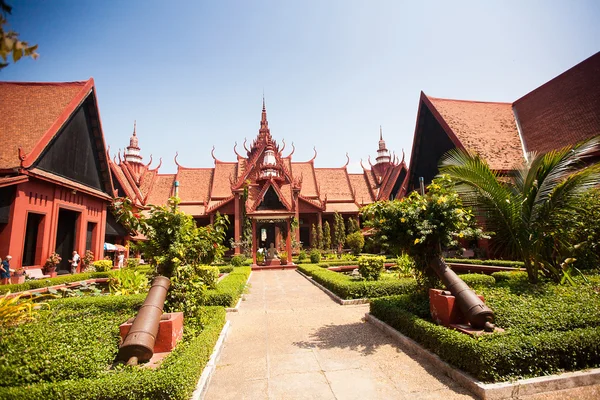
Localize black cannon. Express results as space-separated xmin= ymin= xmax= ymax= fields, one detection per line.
xmin=431 ymin=258 xmax=496 ymax=332
xmin=117 ymin=276 xmax=170 ymax=365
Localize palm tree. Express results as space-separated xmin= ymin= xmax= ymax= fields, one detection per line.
xmin=439 ymin=137 xmax=600 ymax=283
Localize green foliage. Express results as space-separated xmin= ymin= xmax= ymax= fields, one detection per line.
xmin=361 ymin=175 xmax=486 ymax=288
xmin=445 ymin=258 xmax=524 ymax=268
xmin=230 ymin=254 xmax=246 ymax=267
xmin=345 ymin=231 xmax=365 ymax=255
xmin=92 ymin=260 xmax=113 ymax=272
xmin=298 ymin=250 xmax=307 ymax=261
xmin=201 ymin=267 xmax=251 ymax=307
xmin=459 ymin=273 xmax=496 ymax=288
xmin=129 ymin=198 xmax=229 ymax=277
xmin=165 ymin=264 xmax=212 ymax=317
xmin=346 ymin=217 xmax=359 ymax=234
xmin=279 ymin=251 xmax=288 ymax=264
xmin=333 ymin=212 xmax=346 ymax=253
xmin=0 ymin=271 xmax=114 ymax=295
xmin=0 ymin=291 xmax=47 ymax=328
xmin=357 ymin=255 xmax=385 ymax=281
xmin=323 ymin=221 xmax=332 ymax=250
xmin=440 ymin=137 xmax=600 ymax=283
xmin=108 ymin=269 xmax=148 ymax=296
xmin=0 ymin=299 xmax=226 ymax=400
xmin=125 ymin=258 xmax=140 ymax=269
xmin=316 ymin=223 xmax=323 ymax=250
xmin=298 ymin=264 xmax=416 ymax=299
xmin=393 ymin=253 xmax=415 ymax=277
xmin=309 ymin=249 xmax=321 ymax=264
xmin=0 ymin=2 xmax=38 ymax=70
xmin=371 ymin=275 xmax=600 ymax=382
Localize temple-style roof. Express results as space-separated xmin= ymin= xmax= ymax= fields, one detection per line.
xmin=145 ymin=174 xmax=175 ymax=205
xmin=176 ymin=168 xmax=213 ymax=203
xmin=513 ymin=51 xmax=600 ymax=155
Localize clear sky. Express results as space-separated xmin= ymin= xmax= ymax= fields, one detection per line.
xmin=2 ymin=1 xmax=599 ymax=174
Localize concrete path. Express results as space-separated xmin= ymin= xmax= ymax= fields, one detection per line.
xmin=204 ymin=270 xmax=600 ymax=400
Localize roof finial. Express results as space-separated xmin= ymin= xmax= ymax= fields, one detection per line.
xmin=262 ymin=91 xmax=266 ymax=112
xmin=379 ymin=125 xmax=383 ymax=141
xmin=133 ymin=120 xmax=137 ymax=136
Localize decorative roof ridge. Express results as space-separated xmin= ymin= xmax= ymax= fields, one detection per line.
xmin=120 ymin=162 xmax=143 ymax=201
xmin=248 ymin=180 xmax=292 ymax=213
xmin=425 ymin=93 xmax=513 ymax=106
xmin=206 ymin=195 xmax=235 ymax=213
xmin=108 ymin=159 xmax=137 ymax=201
xmin=0 ymin=80 xmax=90 ymax=87
xmin=141 ymin=168 xmax=161 ymax=205
xmin=298 ymin=194 xmax=325 ymax=210
xmin=379 ymin=163 xmax=406 ymax=201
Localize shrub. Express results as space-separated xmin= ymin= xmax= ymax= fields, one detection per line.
xmin=0 ymin=271 xmax=114 ymax=295
xmin=92 ymin=260 xmax=113 ymax=272
xmin=298 ymin=264 xmax=416 ymax=299
xmin=309 ymin=249 xmax=321 ymax=264
xmin=445 ymin=258 xmax=524 ymax=268
xmin=197 ymin=265 xmax=219 ymax=289
xmin=108 ymin=269 xmax=149 ymax=295
xmin=279 ymin=251 xmax=288 ymax=264
xmin=230 ymin=254 xmax=246 ymax=267
xmin=0 ymin=292 xmax=48 ymax=328
xmin=358 ymin=255 xmax=385 ymax=281
xmin=298 ymin=250 xmax=307 ymax=261
xmin=346 ymin=231 xmax=364 ymax=255
xmin=218 ymin=266 xmax=233 ymax=274
xmin=165 ymin=264 xmax=207 ymax=317
xmin=491 ymin=271 xmax=529 ymax=284
xmin=125 ymin=258 xmax=140 ymax=269
xmin=393 ymin=253 xmax=415 ymax=277
xmin=82 ymin=250 xmax=95 ymax=271
xmin=459 ymin=273 xmax=495 ymax=288
xmin=202 ymin=267 xmax=251 ymax=307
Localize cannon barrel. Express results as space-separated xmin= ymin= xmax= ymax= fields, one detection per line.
xmin=117 ymin=276 xmax=170 ymax=364
xmin=431 ymin=258 xmax=495 ymax=331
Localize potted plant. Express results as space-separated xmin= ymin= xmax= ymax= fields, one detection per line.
xmin=44 ymin=252 xmax=61 ymax=277
xmin=10 ymin=267 xmax=26 ymax=284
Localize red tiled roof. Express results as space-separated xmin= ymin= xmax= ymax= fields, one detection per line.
xmin=176 ymin=168 xmax=213 ymax=203
xmin=179 ymin=204 xmax=206 ymax=216
xmin=425 ymin=95 xmax=525 ymax=171
xmin=138 ymin=169 xmax=157 ymax=199
xmin=348 ymin=174 xmax=374 ymax=205
xmin=292 ymin=162 xmax=318 ymax=197
xmin=378 ymin=164 xmax=406 ymax=200
xmin=325 ymin=202 xmax=359 ymax=213
xmin=314 ymin=168 xmax=353 ymax=201
xmin=513 ymin=52 xmax=600 ymax=154
xmin=145 ymin=174 xmax=175 ymax=205
xmin=109 ymin=160 xmax=138 ymax=201
xmin=27 ymin=168 xmax=111 ymax=200
xmin=0 ymin=80 xmax=91 ymax=170
xmin=211 ymin=162 xmax=236 ymax=198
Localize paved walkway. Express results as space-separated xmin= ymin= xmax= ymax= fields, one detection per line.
xmin=205 ymin=270 xmax=600 ymax=400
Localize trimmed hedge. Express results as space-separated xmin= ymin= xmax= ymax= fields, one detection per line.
xmin=202 ymin=267 xmax=251 ymax=307
xmin=0 ymin=301 xmax=226 ymax=399
xmin=298 ymin=264 xmax=416 ymax=299
xmin=0 ymin=271 xmax=114 ymax=295
xmin=459 ymin=273 xmax=496 ymax=288
xmin=370 ymin=278 xmax=600 ymax=382
xmin=445 ymin=258 xmax=524 ymax=268
xmin=218 ymin=266 xmax=234 ymax=274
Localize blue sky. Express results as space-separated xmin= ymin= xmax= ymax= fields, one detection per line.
xmin=3 ymin=1 xmax=599 ymax=173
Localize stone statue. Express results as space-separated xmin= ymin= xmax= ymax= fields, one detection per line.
xmin=266 ymin=243 xmax=279 ymax=260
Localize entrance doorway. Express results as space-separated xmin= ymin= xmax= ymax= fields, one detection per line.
xmin=55 ymin=208 xmax=79 ymax=272
xmin=258 ymin=223 xmax=276 ymax=251
xmin=22 ymin=213 xmax=44 ymax=266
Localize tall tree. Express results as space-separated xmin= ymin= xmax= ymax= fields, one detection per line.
xmin=317 ymin=222 xmax=324 ymax=250
xmin=323 ymin=221 xmax=332 ymax=250
xmin=333 ymin=212 xmax=346 ymax=252
xmin=440 ymin=137 xmax=600 ymax=283
xmin=311 ymin=223 xmax=318 ymax=249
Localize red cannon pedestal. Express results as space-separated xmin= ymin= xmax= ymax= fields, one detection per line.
xmin=120 ymin=312 xmax=184 ymax=354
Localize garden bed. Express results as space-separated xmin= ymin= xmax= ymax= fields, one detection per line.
xmin=201 ymin=267 xmax=251 ymax=307
xmin=0 ymin=295 xmax=226 ymax=399
xmin=369 ymin=273 xmax=600 ymax=383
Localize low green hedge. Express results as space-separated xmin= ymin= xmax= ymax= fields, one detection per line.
xmin=0 ymin=297 xmax=226 ymax=399
xmin=218 ymin=266 xmax=234 ymax=274
xmin=445 ymin=258 xmax=524 ymax=268
xmin=0 ymin=271 xmax=115 ymax=295
xmin=202 ymin=267 xmax=251 ymax=307
xmin=459 ymin=273 xmax=496 ymax=288
xmin=298 ymin=264 xmax=416 ymax=299
xmin=370 ymin=277 xmax=600 ymax=382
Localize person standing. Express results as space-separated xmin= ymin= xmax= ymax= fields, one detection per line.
xmin=117 ymin=252 xmax=124 ymax=269
xmin=69 ymin=251 xmax=80 ymax=274
xmin=1 ymin=255 xmax=11 ymax=285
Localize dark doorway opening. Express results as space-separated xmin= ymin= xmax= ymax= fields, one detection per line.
xmin=86 ymin=222 xmax=96 ymax=252
xmin=55 ymin=209 xmax=79 ymax=272
xmin=300 ymin=227 xmax=310 ymax=249
xmin=22 ymin=213 xmax=44 ymax=266
xmin=258 ymin=223 xmax=276 ymax=251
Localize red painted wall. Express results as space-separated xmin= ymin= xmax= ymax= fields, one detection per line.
xmin=0 ymin=179 xmax=107 ymax=270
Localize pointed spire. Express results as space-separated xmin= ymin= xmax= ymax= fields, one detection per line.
xmin=133 ymin=120 xmax=137 ymax=136
xmin=379 ymin=125 xmax=383 ymax=141
xmin=259 ymin=95 xmax=270 ymax=137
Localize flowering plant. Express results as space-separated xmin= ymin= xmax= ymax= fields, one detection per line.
xmin=44 ymin=252 xmax=62 ymax=270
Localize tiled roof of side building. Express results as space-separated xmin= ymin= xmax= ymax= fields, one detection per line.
xmin=211 ymin=162 xmax=237 ymax=198
xmin=145 ymin=174 xmax=175 ymax=205
xmin=426 ymin=95 xmax=525 ymax=171
xmin=0 ymin=80 xmax=90 ymax=170
xmin=109 ymin=161 xmax=138 ymax=201
xmin=291 ymin=162 xmax=318 ymax=197
xmin=138 ymin=169 xmax=158 ymax=199
xmin=348 ymin=174 xmax=374 ymax=205
xmin=513 ymin=52 xmax=600 ymax=155
xmin=314 ymin=168 xmax=354 ymax=202
xmin=176 ymin=168 xmax=213 ymax=203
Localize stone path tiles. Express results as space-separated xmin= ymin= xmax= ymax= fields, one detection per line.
xmin=204 ymin=270 xmax=599 ymax=400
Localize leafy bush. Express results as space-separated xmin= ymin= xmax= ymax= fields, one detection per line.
xmin=92 ymin=260 xmax=113 ymax=272
xmin=491 ymin=271 xmax=529 ymax=284
xmin=298 ymin=264 xmax=416 ymax=299
xmin=230 ymin=254 xmax=246 ymax=267
xmin=392 ymin=253 xmax=415 ymax=277
xmin=125 ymin=258 xmax=140 ymax=269
xmin=459 ymin=273 xmax=495 ymax=288
xmin=298 ymin=250 xmax=307 ymax=261
xmin=108 ymin=269 xmax=149 ymax=295
xmin=0 ymin=298 xmax=226 ymax=400
xmin=358 ymin=255 xmax=385 ymax=281
xmin=202 ymin=267 xmax=251 ymax=307
xmin=371 ymin=279 xmax=600 ymax=382
xmin=445 ymin=258 xmax=524 ymax=268
xmin=166 ymin=264 xmax=207 ymax=317
xmin=345 ymin=231 xmax=364 ymax=255
xmin=197 ymin=265 xmax=219 ymax=289
xmin=310 ymin=249 xmax=321 ymax=264
xmin=279 ymin=251 xmax=288 ymax=264
xmin=0 ymin=292 xmax=48 ymax=328
xmin=0 ymin=271 xmax=114 ymax=295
